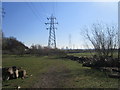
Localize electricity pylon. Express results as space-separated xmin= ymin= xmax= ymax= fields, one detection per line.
xmin=45 ymin=14 xmax=58 ymax=48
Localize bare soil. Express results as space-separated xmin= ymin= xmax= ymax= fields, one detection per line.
xmin=32 ymin=64 xmax=71 ymax=88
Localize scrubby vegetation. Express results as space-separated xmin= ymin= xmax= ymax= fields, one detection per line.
xmin=2 ymin=35 xmax=66 ymax=57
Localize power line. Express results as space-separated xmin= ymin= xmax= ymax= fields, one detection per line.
xmin=25 ymin=1 xmax=58 ymax=24
xmin=25 ymin=2 xmax=42 ymax=23
xmin=30 ymin=2 xmax=48 ymax=18
xmin=51 ymin=1 xmax=57 ymax=17
xmin=52 ymin=2 xmax=55 ymax=16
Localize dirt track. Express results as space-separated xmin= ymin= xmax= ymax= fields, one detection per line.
xmin=32 ymin=64 xmax=71 ymax=88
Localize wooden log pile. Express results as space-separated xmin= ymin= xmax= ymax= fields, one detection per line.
xmin=2 ymin=66 xmax=27 ymax=81
xmin=65 ymin=55 xmax=120 ymax=78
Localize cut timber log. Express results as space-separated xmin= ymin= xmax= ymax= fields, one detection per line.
xmin=112 ymin=68 xmax=120 ymax=73
xmin=108 ymin=74 xmax=120 ymax=78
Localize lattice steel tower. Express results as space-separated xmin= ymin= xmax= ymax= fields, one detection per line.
xmin=45 ymin=14 xmax=58 ymax=48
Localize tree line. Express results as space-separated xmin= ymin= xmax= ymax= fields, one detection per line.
xmin=2 ymin=33 xmax=65 ymax=56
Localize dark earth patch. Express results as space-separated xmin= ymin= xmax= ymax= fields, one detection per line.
xmin=32 ymin=65 xmax=71 ymax=88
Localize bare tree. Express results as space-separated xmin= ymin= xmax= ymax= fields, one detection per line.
xmin=84 ymin=23 xmax=118 ymax=59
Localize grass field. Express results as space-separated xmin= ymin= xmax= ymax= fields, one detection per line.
xmin=2 ymin=55 xmax=119 ymax=88
xmin=68 ymin=52 xmax=118 ymax=58
xmin=67 ymin=52 xmax=95 ymax=57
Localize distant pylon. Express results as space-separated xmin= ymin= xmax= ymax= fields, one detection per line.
xmin=69 ymin=34 xmax=72 ymax=49
xmin=45 ymin=14 xmax=58 ymax=48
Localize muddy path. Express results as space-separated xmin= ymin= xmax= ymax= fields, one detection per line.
xmin=32 ymin=64 xmax=71 ymax=88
